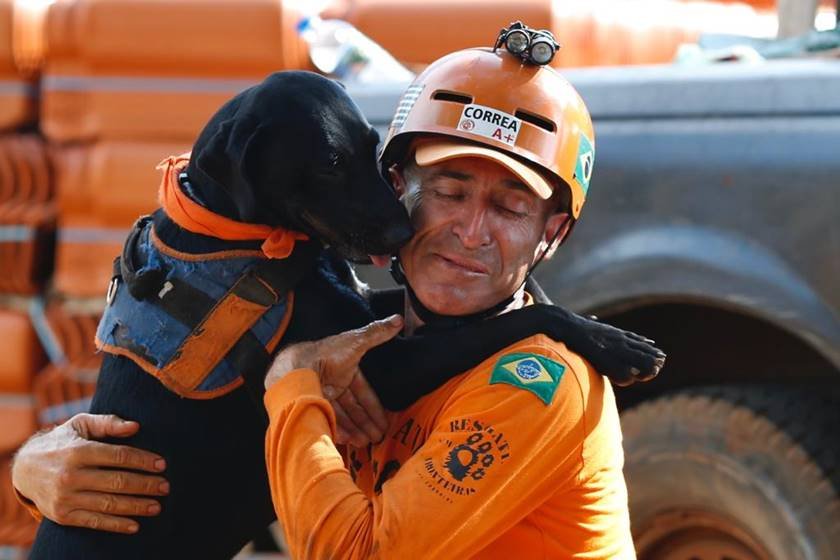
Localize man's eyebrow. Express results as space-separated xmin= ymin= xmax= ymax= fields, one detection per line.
xmin=502 ymin=178 xmax=531 ymax=192
xmin=429 ymin=169 xmax=473 ymax=182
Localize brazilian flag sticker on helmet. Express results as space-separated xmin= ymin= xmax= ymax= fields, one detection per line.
xmin=574 ymin=133 xmax=594 ymax=196
xmin=489 ymin=353 xmax=566 ymax=405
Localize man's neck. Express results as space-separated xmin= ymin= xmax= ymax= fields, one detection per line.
xmin=402 ymin=287 xmax=527 ymax=336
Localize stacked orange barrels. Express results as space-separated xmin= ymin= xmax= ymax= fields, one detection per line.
xmin=0 ymin=0 xmax=49 ymax=552
xmin=323 ymin=0 xmax=785 ymax=69
xmin=45 ymin=0 xmax=310 ymax=297
xmin=0 ymin=304 xmax=45 ymax=553
xmin=0 ymin=0 xmax=51 ymax=296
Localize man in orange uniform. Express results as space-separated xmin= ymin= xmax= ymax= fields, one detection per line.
xmin=260 ymin=37 xmax=635 ymax=559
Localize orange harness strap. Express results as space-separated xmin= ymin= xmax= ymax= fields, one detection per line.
xmin=157 ymin=154 xmax=309 ymax=259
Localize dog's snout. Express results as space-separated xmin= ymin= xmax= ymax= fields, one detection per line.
xmin=380 ymin=222 xmax=414 ymax=251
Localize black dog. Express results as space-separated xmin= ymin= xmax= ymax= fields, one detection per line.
xmin=30 ymin=71 xmax=663 ymax=559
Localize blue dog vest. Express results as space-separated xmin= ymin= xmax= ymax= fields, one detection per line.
xmin=95 ymin=217 xmax=297 ymax=399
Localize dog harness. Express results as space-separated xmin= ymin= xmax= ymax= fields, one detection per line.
xmin=95 ymin=156 xmax=318 ymax=399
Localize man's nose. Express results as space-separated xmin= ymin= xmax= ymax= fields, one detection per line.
xmin=452 ymin=205 xmax=492 ymax=249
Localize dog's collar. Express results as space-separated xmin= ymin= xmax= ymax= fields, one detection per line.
xmin=389 ymin=257 xmax=517 ymax=332
xmin=157 ymin=153 xmax=309 ymax=260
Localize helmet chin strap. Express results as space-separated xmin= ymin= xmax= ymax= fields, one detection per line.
xmin=388 ymin=224 xmax=563 ymax=331
xmin=389 ymin=257 xmax=516 ymax=331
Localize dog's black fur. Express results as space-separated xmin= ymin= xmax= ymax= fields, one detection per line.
xmin=186 ymin=71 xmax=413 ymax=260
xmin=30 ymin=72 xmax=663 ymax=559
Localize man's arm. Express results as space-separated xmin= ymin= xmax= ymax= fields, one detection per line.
xmin=11 ymin=413 xmax=170 ymax=534
xmin=264 ymin=328 xmax=594 ymax=559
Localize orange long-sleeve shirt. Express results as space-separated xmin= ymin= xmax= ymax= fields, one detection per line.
xmin=264 ymin=334 xmax=635 ymax=559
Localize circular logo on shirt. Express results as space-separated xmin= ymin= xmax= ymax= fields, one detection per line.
xmin=445 ymin=432 xmax=496 ymax=482
xmin=515 ymin=359 xmax=542 ymax=380
xmin=419 ymin=418 xmax=511 ymax=503
xmin=460 ymin=119 xmax=475 ymax=131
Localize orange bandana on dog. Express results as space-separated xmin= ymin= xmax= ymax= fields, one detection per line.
xmin=157 ymin=154 xmax=308 ymax=259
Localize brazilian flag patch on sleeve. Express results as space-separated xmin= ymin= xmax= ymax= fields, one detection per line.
xmin=489 ymin=353 xmax=566 ymax=405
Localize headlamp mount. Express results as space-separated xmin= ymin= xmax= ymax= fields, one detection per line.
xmin=494 ymin=21 xmax=561 ymax=66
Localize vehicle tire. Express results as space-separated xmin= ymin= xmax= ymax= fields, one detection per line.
xmin=621 ymin=385 xmax=840 ymax=560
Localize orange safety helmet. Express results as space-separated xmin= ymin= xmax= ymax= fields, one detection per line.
xmin=380 ymin=45 xmax=595 ymax=219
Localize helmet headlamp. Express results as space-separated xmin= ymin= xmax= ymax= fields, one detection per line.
xmin=494 ymin=21 xmax=560 ymax=66
xmin=504 ymin=29 xmax=530 ymax=55
xmin=529 ymin=34 xmax=557 ymax=65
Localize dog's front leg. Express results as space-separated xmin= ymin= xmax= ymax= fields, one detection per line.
xmin=361 ymin=304 xmax=666 ymax=411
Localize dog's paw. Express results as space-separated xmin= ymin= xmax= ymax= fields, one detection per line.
xmin=584 ymin=324 xmax=666 ymax=386
xmin=526 ymin=304 xmax=665 ymax=386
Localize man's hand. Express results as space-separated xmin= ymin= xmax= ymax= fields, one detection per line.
xmin=266 ymin=315 xmax=403 ymax=448
xmin=11 ymin=413 xmax=170 ymax=534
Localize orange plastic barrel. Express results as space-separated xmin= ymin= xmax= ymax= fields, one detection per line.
xmin=10 ymin=0 xmax=48 ymax=78
xmin=45 ymin=0 xmax=310 ymax=77
xmin=0 ymin=135 xmax=55 ymax=295
xmin=52 ymin=140 xmax=189 ymax=298
xmin=33 ymin=358 xmax=100 ymax=427
xmin=42 ymin=78 xmax=260 ymax=143
xmin=0 ymin=300 xmax=102 ymax=548
xmin=0 ymin=396 xmax=37 ymax=452
xmin=41 ymin=0 xmax=312 ymax=142
xmin=29 ymin=300 xmax=101 ymax=427
xmin=0 ymin=453 xmax=39 ymax=547
xmin=0 ymin=0 xmax=36 ymax=130
xmin=692 ymin=0 xmax=833 ymax=8
xmin=322 ymin=0 xmax=785 ymax=68
xmin=322 ymin=0 xmax=555 ymax=69
xmin=0 ymin=309 xmax=46 ymax=394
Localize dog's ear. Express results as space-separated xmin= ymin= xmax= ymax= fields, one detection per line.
xmin=192 ymin=114 xmax=262 ymax=222
xmin=239 ymin=121 xmax=302 ymax=219
xmin=192 ymin=117 xmax=235 ymax=187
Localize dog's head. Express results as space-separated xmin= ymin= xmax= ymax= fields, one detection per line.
xmin=187 ymin=71 xmax=413 ymax=261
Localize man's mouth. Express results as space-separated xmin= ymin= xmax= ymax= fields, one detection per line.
xmin=434 ymin=252 xmax=490 ymax=275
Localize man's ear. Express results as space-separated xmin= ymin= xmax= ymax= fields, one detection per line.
xmin=539 ymin=212 xmax=572 ymax=261
xmin=388 ymin=164 xmax=406 ymax=199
